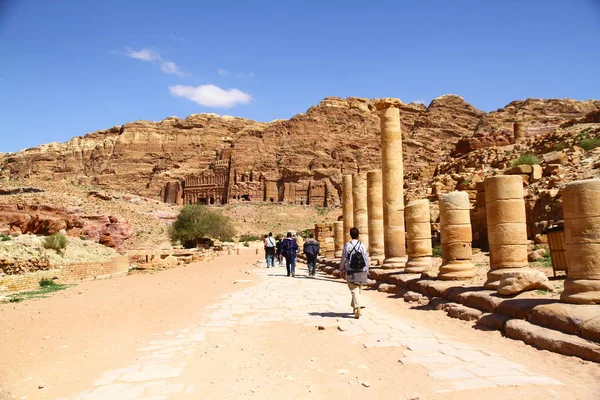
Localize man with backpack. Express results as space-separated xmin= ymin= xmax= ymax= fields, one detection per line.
xmin=264 ymin=232 xmax=276 ymax=268
xmin=303 ymin=233 xmax=320 ymax=277
xmin=339 ymin=227 xmax=370 ymax=319
xmin=280 ymin=232 xmax=299 ymax=277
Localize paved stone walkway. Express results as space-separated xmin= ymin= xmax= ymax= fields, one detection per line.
xmin=65 ymin=262 xmax=563 ymax=399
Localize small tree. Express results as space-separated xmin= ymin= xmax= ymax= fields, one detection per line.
xmin=169 ymin=205 xmax=236 ymax=248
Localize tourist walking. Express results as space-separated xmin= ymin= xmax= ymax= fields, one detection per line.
xmin=303 ymin=233 xmax=320 ymax=277
xmin=339 ymin=227 xmax=370 ymax=319
xmin=275 ymin=237 xmax=283 ymax=266
xmin=264 ymin=232 xmax=276 ymax=268
xmin=280 ymin=232 xmax=299 ymax=277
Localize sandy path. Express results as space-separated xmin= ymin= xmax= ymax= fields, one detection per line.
xmin=0 ymin=250 xmax=262 ymax=400
xmin=1 ymin=254 xmax=600 ymax=400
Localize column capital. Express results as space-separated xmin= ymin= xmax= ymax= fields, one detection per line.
xmin=374 ymin=98 xmax=403 ymax=110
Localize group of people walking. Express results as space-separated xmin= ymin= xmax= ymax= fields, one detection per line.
xmin=263 ymin=227 xmax=369 ymax=319
xmin=263 ymin=232 xmax=320 ymax=277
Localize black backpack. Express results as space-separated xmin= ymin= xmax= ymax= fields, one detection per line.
xmin=348 ymin=241 xmax=366 ymax=271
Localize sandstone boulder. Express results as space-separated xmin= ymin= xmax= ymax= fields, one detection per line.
xmin=497 ymin=270 xmax=553 ymax=295
xmin=505 ymin=319 xmax=600 ymax=363
xmin=528 ymin=303 xmax=600 ymax=336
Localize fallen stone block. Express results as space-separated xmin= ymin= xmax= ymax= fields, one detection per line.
xmin=497 ymin=270 xmax=553 ymax=296
xmin=429 ymin=297 xmax=451 ymax=311
xmin=420 ymin=280 xmax=458 ymax=298
xmin=477 ymin=313 xmax=512 ymax=330
xmin=365 ymin=279 xmax=377 ymax=287
xmin=377 ymin=283 xmax=398 ymax=293
xmin=528 ymin=303 xmax=600 ymax=336
xmin=496 ymin=298 xmax=556 ymax=320
xmin=505 ymin=319 xmax=600 ymax=363
xmin=581 ymin=316 xmax=600 ymax=343
xmin=445 ymin=286 xmax=479 ymax=302
xmin=447 ymin=304 xmax=483 ymax=321
xmin=462 ymin=290 xmax=504 ymax=313
xmin=403 ymin=291 xmax=422 ymax=302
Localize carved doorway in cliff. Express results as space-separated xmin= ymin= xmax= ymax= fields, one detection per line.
xmin=198 ymin=198 xmax=207 ymax=205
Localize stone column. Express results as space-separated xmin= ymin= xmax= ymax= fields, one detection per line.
xmin=367 ymin=170 xmax=385 ymax=264
xmin=561 ymin=179 xmax=600 ymax=304
xmin=334 ymin=221 xmax=344 ymax=258
xmin=342 ymin=174 xmax=354 ymax=243
xmin=375 ymin=99 xmax=406 ymax=269
xmin=513 ymin=122 xmax=525 ymax=141
xmin=352 ymin=172 xmax=369 ymax=252
xmin=405 ymin=199 xmax=433 ymax=273
xmin=484 ymin=175 xmax=529 ymax=288
xmin=438 ymin=191 xmax=475 ymax=280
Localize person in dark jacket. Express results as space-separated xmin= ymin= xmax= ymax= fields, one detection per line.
xmin=339 ymin=227 xmax=370 ymax=319
xmin=275 ymin=237 xmax=283 ymax=266
xmin=280 ymin=232 xmax=299 ymax=277
xmin=303 ymin=233 xmax=320 ymax=277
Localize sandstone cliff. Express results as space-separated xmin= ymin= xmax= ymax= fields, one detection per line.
xmin=1 ymin=96 xmax=598 ymax=206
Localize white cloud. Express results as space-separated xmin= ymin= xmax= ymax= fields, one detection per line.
xmin=161 ymin=61 xmax=184 ymax=76
xmin=125 ymin=47 xmax=161 ymax=62
xmin=217 ymin=69 xmax=229 ymax=76
xmin=238 ymin=72 xmax=256 ymax=78
xmin=169 ymin=84 xmax=253 ymax=108
xmin=124 ymin=47 xmax=184 ymax=76
xmin=170 ymin=33 xmax=186 ymax=43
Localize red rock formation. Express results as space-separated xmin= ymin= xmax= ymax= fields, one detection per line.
xmin=0 ymin=204 xmax=134 ymax=250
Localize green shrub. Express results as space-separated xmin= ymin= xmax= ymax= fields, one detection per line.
xmin=432 ymin=244 xmax=442 ymax=258
xmin=239 ymin=235 xmax=261 ymax=242
xmin=579 ymin=138 xmax=600 ymax=151
xmin=42 ymin=233 xmax=68 ymax=254
xmin=554 ymin=142 xmax=567 ymax=152
xmin=169 ymin=205 xmax=236 ymax=248
xmin=1 ymin=234 xmax=11 ymax=241
xmin=39 ymin=278 xmax=57 ymax=287
xmin=511 ymin=153 xmax=540 ymax=166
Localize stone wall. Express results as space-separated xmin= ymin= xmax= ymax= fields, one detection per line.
xmin=0 ymin=256 xmax=129 ymax=293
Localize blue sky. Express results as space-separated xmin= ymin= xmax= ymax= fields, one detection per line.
xmin=1 ymin=0 xmax=599 ymax=153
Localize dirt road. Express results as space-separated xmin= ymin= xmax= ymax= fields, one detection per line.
xmin=1 ymin=252 xmax=599 ymax=399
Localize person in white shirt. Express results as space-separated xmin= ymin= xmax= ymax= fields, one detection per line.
xmin=264 ymin=232 xmax=276 ymax=268
xmin=339 ymin=227 xmax=370 ymax=319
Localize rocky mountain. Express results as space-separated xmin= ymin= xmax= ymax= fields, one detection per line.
xmin=1 ymin=96 xmax=598 ymax=206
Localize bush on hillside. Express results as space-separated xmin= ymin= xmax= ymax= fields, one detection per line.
xmin=169 ymin=205 xmax=236 ymax=248
xmin=579 ymin=138 xmax=600 ymax=151
xmin=511 ymin=153 xmax=540 ymax=166
xmin=42 ymin=233 xmax=68 ymax=254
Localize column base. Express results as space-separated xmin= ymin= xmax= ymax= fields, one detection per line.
xmin=334 ymin=250 xmax=343 ymax=258
xmin=561 ymin=279 xmax=600 ymax=304
xmin=382 ymin=256 xmax=407 ymax=270
xmin=438 ymin=260 xmax=475 ymax=281
xmin=370 ymin=254 xmax=385 ymax=267
xmin=405 ymin=257 xmax=432 ymax=274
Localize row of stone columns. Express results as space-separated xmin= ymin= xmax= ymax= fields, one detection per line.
xmin=333 ymin=96 xmax=600 ymax=304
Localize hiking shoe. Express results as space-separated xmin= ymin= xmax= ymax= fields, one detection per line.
xmin=292 ymin=273 xmax=295 ymax=277
xmin=353 ymin=307 xmax=361 ymax=319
